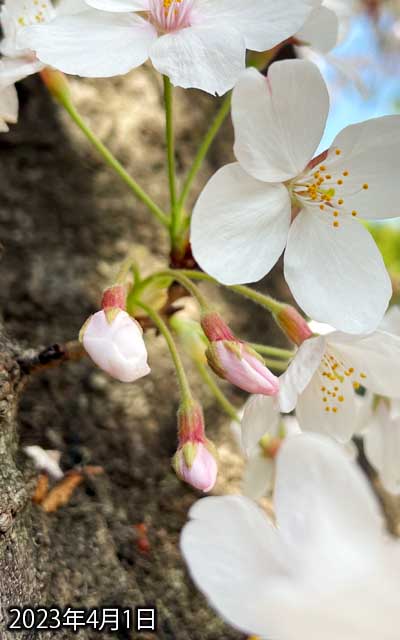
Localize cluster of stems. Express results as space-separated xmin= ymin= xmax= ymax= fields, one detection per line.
xmin=40 ymin=68 xmax=302 ymax=423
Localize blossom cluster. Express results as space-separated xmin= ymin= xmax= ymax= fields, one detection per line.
xmin=3 ymin=1 xmax=400 ymax=638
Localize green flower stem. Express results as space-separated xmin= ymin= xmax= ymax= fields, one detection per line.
xmin=60 ymin=99 xmax=169 ymax=228
xmin=176 ymin=270 xmax=284 ymax=315
xmin=115 ymin=252 xmax=139 ymax=285
xmin=150 ymin=269 xmax=209 ymax=310
xmin=163 ymin=77 xmax=178 ymax=230
xmin=262 ymin=358 xmax=288 ymax=373
xmin=135 ymin=300 xmax=193 ymax=406
xmin=177 ymin=93 xmax=232 ymax=212
xmin=229 ymin=284 xmax=283 ymax=314
xmin=251 ymin=344 xmax=294 ymax=360
xmin=195 ymin=361 xmax=240 ymax=423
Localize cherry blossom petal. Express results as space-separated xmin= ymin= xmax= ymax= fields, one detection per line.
xmin=191 ymin=163 xmax=290 ymax=285
xmin=284 ymin=208 xmax=391 ymax=334
xmin=241 ymin=395 xmax=279 ymax=456
xmin=380 ymin=305 xmax=400 ymax=334
xmin=242 ymin=455 xmax=274 ymax=500
xmin=0 ymin=57 xmax=43 ymax=90
xmin=279 ymin=336 xmax=326 ymax=413
xmin=0 ymin=84 xmax=18 ymax=131
xmin=195 ymin=0 xmax=314 ymax=51
xmin=328 ymin=331 xmax=400 ymax=398
xmin=274 ymin=434 xmax=384 ymax=547
xmin=182 ymin=435 xmax=400 ymax=640
xmin=181 ymin=495 xmax=281 ymax=636
xmin=326 ymin=116 xmax=400 ymax=219
xmin=295 ymin=368 xmax=357 ymax=442
xmin=57 ymin=0 xmax=89 ymax=14
xmin=149 ymin=24 xmax=245 ymax=95
xmin=232 ymin=62 xmax=329 ymax=182
xmin=364 ymin=402 xmax=400 ymax=495
xmin=296 ymin=5 xmax=338 ymax=53
xmin=22 ymin=10 xmax=156 ymax=77
xmin=86 ymin=0 xmax=149 ymax=10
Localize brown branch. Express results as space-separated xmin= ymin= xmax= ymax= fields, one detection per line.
xmin=17 ymin=340 xmax=86 ymax=376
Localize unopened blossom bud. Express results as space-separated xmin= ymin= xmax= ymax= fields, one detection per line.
xmin=201 ymin=312 xmax=279 ymax=396
xmin=79 ymin=309 xmax=150 ymax=383
xmin=274 ymin=304 xmax=312 ymax=346
xmin=173 ymin=401 xmax=218 ymax=492
xmin=173 ymin=441 xmax=218 ymax=492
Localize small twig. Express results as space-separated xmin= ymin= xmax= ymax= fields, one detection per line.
xmin=17 ymin=340 xmax=86 ymax=376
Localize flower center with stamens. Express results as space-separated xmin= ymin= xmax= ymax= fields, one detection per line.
xmin=290 ymin=147 xmax=370 ymax=230
xmin=149 ymin=0 xmax=194 ymax=32
xmin=319 ymin=350 xmax=367 ymax=414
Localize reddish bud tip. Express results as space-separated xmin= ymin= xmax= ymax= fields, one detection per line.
xmin=101 ymin=284 xmax=127 ymax=311
xmin=275 ymin=305 xmax=312 ymax=346
xmin=201 ymin=311 xmax=236 ymax=342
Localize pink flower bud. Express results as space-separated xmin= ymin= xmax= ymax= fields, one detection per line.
xmin=275 ymin=305 xmax=312 ymax=346
xmin=207 ymin=341 xmax=279 ymax=396
xmin=201 ymin=311 xmax=236 ymax=342
xmin=80 ymin=309 xmax=150 ymax=383
xmin=201 ymin=311 xmax=279 ymax=395
xmin=173 ymin=401 xmax=218 ymax=492
xmin=173 ymin=441 xmax=218 ymax=492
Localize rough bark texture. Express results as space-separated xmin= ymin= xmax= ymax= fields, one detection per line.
xmin=0 ymin=71 xmax=290 ymax=639
xmin=1 ymin=67 xmax=397 ymax=640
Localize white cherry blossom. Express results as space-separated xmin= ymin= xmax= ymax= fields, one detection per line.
xmin=20 ymin=0 xmax=315 ymax=95
xmin=191 ymin=60 xmax=400 ymax=333
xmin=238 ymin=395 xmax=300 ymax=499
xmin=296 ymin=0 xmax=339 ymax=53
xmin=181 ymin=434 xmax=400 ymax=640
xmin=364 ymin=399 xmax=400 ymax=495
xmin=0 ymin=0 xmax=85 ymax=127
xmin=279 ymin=327 xmax=400 ymax=443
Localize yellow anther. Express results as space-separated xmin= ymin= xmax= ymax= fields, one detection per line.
xmin=363 ymin=183 xmax=369 ymax=190
xmin=335 ymin=149 xmax=341 ymax=155
xmin=352 ymin=210 xmax=357 ymax=217
xmin=360 ymin=373 xmax=367 ymax=379
xmin=333 ymin=211 xmax=339 ymax=217
xmin=338 ymin=396 xmax=344 ymax=402
xmin=325 ymin=174 xmax=332 ymax=180
xmin=343 ymin=171 xmax=349 ymax=176
xmin=353 ymin=382 xmax=360 ymax=390
xmin=333 ymin=221 xmax=339 ymax=228
xmin=320 ymin=165 xmax=326 ymax=171
xmin=333 ymin=407 xmax=338 ymax=413
xmin=325 ymin=407 xmax=330 ymax=412
xmin=338 ymin=199 xmax=344 ymax=205
xmin=337 ymin=179 xmax=343 ymax=185
xmin=320 ymin=204 xmax=325 ymax=210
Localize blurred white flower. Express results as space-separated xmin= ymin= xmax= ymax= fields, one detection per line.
xmin=0 ymin=84 xmax=18 ymax=132
xmin=191 ymin=59 xmax=400 ymax=334
xmin=364 ymin=399 xmax=400 ymax=495
xmin=181 ymin=433 xmax=400 ymax=640
xmin=296 ymin=1 xmax=339 ymax=54
xmin=238 ymin=395 xmax=300 ymax=500
xmin=20 ymin=0 xmax=315 ymax=95
xmin=0 ymin=0 xmax=84 ymax=128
